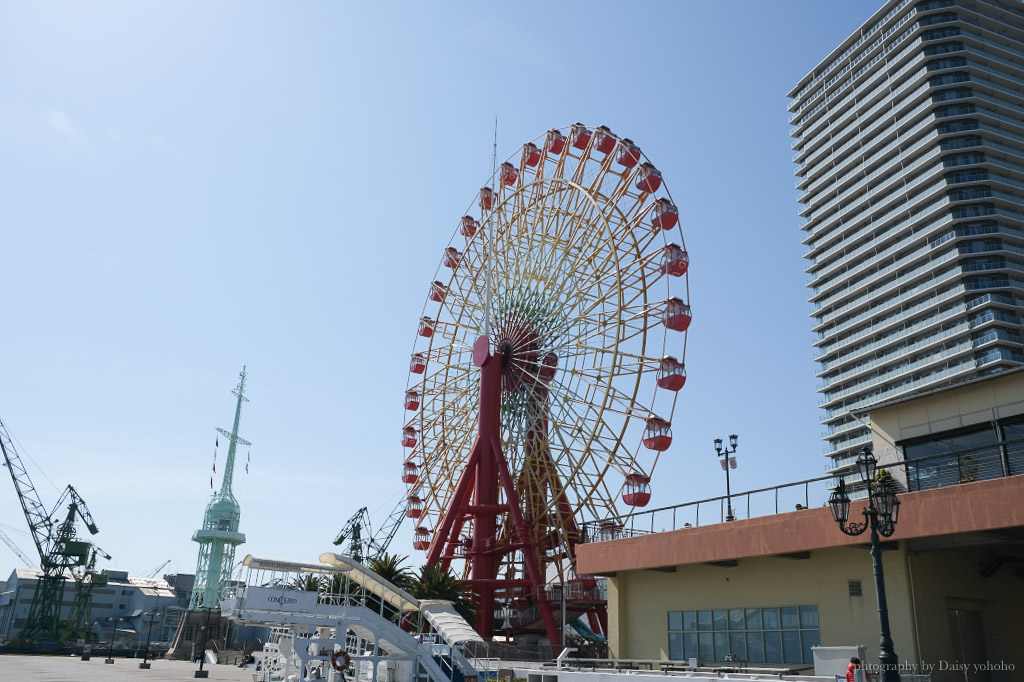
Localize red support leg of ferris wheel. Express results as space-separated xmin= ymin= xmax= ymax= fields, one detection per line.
xmin=426 ymin=336 xmax=561 ymax=647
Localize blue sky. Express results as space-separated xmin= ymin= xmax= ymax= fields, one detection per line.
xmin=0 ymin=1 xmax=884 ymax=580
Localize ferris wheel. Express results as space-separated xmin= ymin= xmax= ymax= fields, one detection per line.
xmin=399 ymin=124 xmax=690 ymax=643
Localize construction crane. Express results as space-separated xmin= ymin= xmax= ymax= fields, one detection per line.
xmin=0 ymin=525 xmax=37 ymax=569
xmin=144 ymin=558 xmax=172 ymax=579
xmin=0 ymin=417 xmax=107 ymax=647
xmin=332 ymin=498 xmax=407 ymax=564
xmin=62 ymin=544 xmax=111 ymax=644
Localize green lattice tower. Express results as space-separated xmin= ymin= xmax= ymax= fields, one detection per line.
xmin=188 ymin=367 xmax=249 ymax=610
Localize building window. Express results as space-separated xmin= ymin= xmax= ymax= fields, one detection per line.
xmin=943 ymin=151 xmax=986 ymax=167
xmin=926 ymin=56 xmax=967 ymax=71
xmin=667 ymin=605 xmax=819 ymax=665
xmin=1001 ymin=421 xmax=1024 ymax=475
xmin=934 ymin=103 xmax=976 ymax=118
xmin=924 ymin=41 xmax=963 ymax=56
xmin=921 ymin=26 xmax=961 ymax=41
xmin=903 ymin=426 xmax=1000 ymax=489
xmin=929 ymin=72 xmax=969 ymax=87
xmin=932 ymin=87 xmax=972 ymax=102
xmin=919 ymin=12 xmax=958 ymax=27
xmin=916 ymin=0 xmax=954 ymax=10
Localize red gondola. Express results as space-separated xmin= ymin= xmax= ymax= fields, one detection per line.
xmin=404 ymin=390 xmax=420 ymax=411
xmin=660 ymin=244 xmax=690 ymax=277
xmin=652 ymin=198 xmax=679 ymax=230
xmin=546 ymin=129 xmax=566 ymax=155
xmin=479 ymin=187 xmax=496 ymax=211
xmin=643 ymin=416 xmax=672 ymax=451
xmin=418 ymin=316 xmax=435 ymax=338
xmin=409 ymin=352 xmax=426 ymax=374
xmin=413 ymin=526 xmax=430 ymax=550
xmin=656 ymin=356 xmax=687 ymax=391
xmin=622 ymin=473 xmax=652 ymax=507
xmin=429 ymin=281 xmax=448 ymax=302
xmin=636 ymin=163 xmax=663 ymax=194
xmin=594 ymin=126 xmax=616 ymax=154
xmin=443 ymin=247 xmax=461 ymax=269
xmin=461 ymin=216 xmax=479 ymax=237
xmin=402 ymin=460 xmax=419 ymax=484
xmin=616 ymin=138 xmax=641 ymax=168
xmin=406 ymin=495 xmax=423 ymax=518
xmin=663 ymin=298 xmax=692 ymax=332
xmin=570 ymin=123 xmax=592 ymax=150
xmin=500 ymin=162 xmax=518 ymax=186
xmin=402 ymin=426 xmax=418 ymax=448
xmin=523 ymin=142 xmax=541 ymax=167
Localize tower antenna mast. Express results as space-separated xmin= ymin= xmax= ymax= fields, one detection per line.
xmin=485 ymin=116 xmax=497 ymax=338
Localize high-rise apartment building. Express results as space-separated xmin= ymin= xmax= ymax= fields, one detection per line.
xmin=789 ymin=0 xmax=1024 ymax=476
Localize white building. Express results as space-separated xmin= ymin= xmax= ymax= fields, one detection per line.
xmin=789 ymin=0 xmax=1024 ymax=478
xmin=0 ymin=568 xmax=190 ymax=648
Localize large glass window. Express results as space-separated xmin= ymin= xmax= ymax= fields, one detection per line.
xmin=667 ymin=605 xmax=819 ymax=664
xmin=904 ymin=426 xmax=1000 ymax=490
xmin=1003 ymin=421 xmax=1024 ymax=475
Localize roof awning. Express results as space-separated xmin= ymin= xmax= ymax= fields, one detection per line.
xmin=242 ymin=554 xmax=344 ymax=575
xmin=318 ymin=553 xmax=420 ymax=612
xmin=420 ymin=600 xmax=484 ymax=644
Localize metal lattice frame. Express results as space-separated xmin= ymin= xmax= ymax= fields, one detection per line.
xmin=404 ymin=126 xmax=689 ymax=586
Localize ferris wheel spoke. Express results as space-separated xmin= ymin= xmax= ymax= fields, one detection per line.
xmin=549 ymin=370 xmax=650 ymax=426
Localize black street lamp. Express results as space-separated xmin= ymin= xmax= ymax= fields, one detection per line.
xmin=714 ymin=434 xmax=739 ymax=521
xmin=195 ymin=607 xmax=213 ymax=678
xmin=141 ymin=611 xmax=161 ymax=666
xmin=828 ymin=447 xmax=902 ymax=682
xmin=104 ymin=616 xmax=124 ymax=664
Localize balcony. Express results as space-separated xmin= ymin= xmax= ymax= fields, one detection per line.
xmin=581 ymin=436 xmax=1024 ymax=542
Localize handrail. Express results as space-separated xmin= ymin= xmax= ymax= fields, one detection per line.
xmin=583 ymin=437 xmax=1024 ymax=542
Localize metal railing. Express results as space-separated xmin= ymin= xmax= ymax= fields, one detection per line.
xmin=582 ymin=437 xmax=1023 ymax=543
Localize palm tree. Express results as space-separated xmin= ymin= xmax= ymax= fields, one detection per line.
xmin=409 ymin=564 xmax=477 ymax=623
xmin=369 ymin=553 xmax=413 ymax=591
xmin=290 ymin=573 xmax=323 ymax=591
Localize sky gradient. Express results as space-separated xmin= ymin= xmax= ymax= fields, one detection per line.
xmin=0 ymin=1 xmax=883 ymax=580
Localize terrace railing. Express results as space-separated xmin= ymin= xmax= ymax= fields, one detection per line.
xmin=582 ymin=437 xmax=1024 ymax=543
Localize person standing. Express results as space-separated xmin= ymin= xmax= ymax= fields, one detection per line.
xmin=846 ymin=657 xmax=866 ymax=682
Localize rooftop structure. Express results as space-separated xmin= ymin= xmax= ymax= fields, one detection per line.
xmin=789 ymin=0 xmax=1024 ymax=476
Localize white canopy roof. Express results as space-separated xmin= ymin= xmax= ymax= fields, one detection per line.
xmin=242 ymin=554 xmax=343 ymax=575
xmin=419 ymin=600 xmax=484 ymax=644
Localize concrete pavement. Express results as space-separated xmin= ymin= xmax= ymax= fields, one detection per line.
xmin=0 ymin=655 xmax=257 ymax=681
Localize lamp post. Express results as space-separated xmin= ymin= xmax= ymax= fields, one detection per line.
xmin=105 ymin=616 xmax=124 ymax=664
xmin=828 ymin=447 xmax=902 ymax=682
xmin=713 ymin=434 xmax=738 ymax=521
xmin=195 ymin=607 xmax=213 ymax=678
xmin=141 ymin=611 xmax=161 ymax=667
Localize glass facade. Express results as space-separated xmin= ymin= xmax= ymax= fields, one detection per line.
xmin=667 ymin=605 xmax=819 ymax=665
xmin=790 ymin=0 xmax=1024 ymax=477
xmin=902 ymin=415 xmax=1024 ymax=488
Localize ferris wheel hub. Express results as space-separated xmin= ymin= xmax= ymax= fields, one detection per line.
xmin=473 ymin=335 xmax=491 ymax=367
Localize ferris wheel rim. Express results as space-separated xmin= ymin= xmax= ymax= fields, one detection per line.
xmin=402 ymin=124 xmax=691 ymax=539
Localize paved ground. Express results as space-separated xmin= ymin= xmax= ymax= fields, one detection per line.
xmin=0 ymin=655 xmax=257 ymax=681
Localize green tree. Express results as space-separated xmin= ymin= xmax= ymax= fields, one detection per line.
xmin=291 ymin=573 xmax=323 ymax=591
xmin=369 ymin=553 xmax=413 ymax=591
xmin=409 ymin=564 xmax=477 ymax=623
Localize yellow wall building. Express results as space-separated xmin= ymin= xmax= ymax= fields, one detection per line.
xmin=578 ymin=370 xmax=1024 ymax=682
